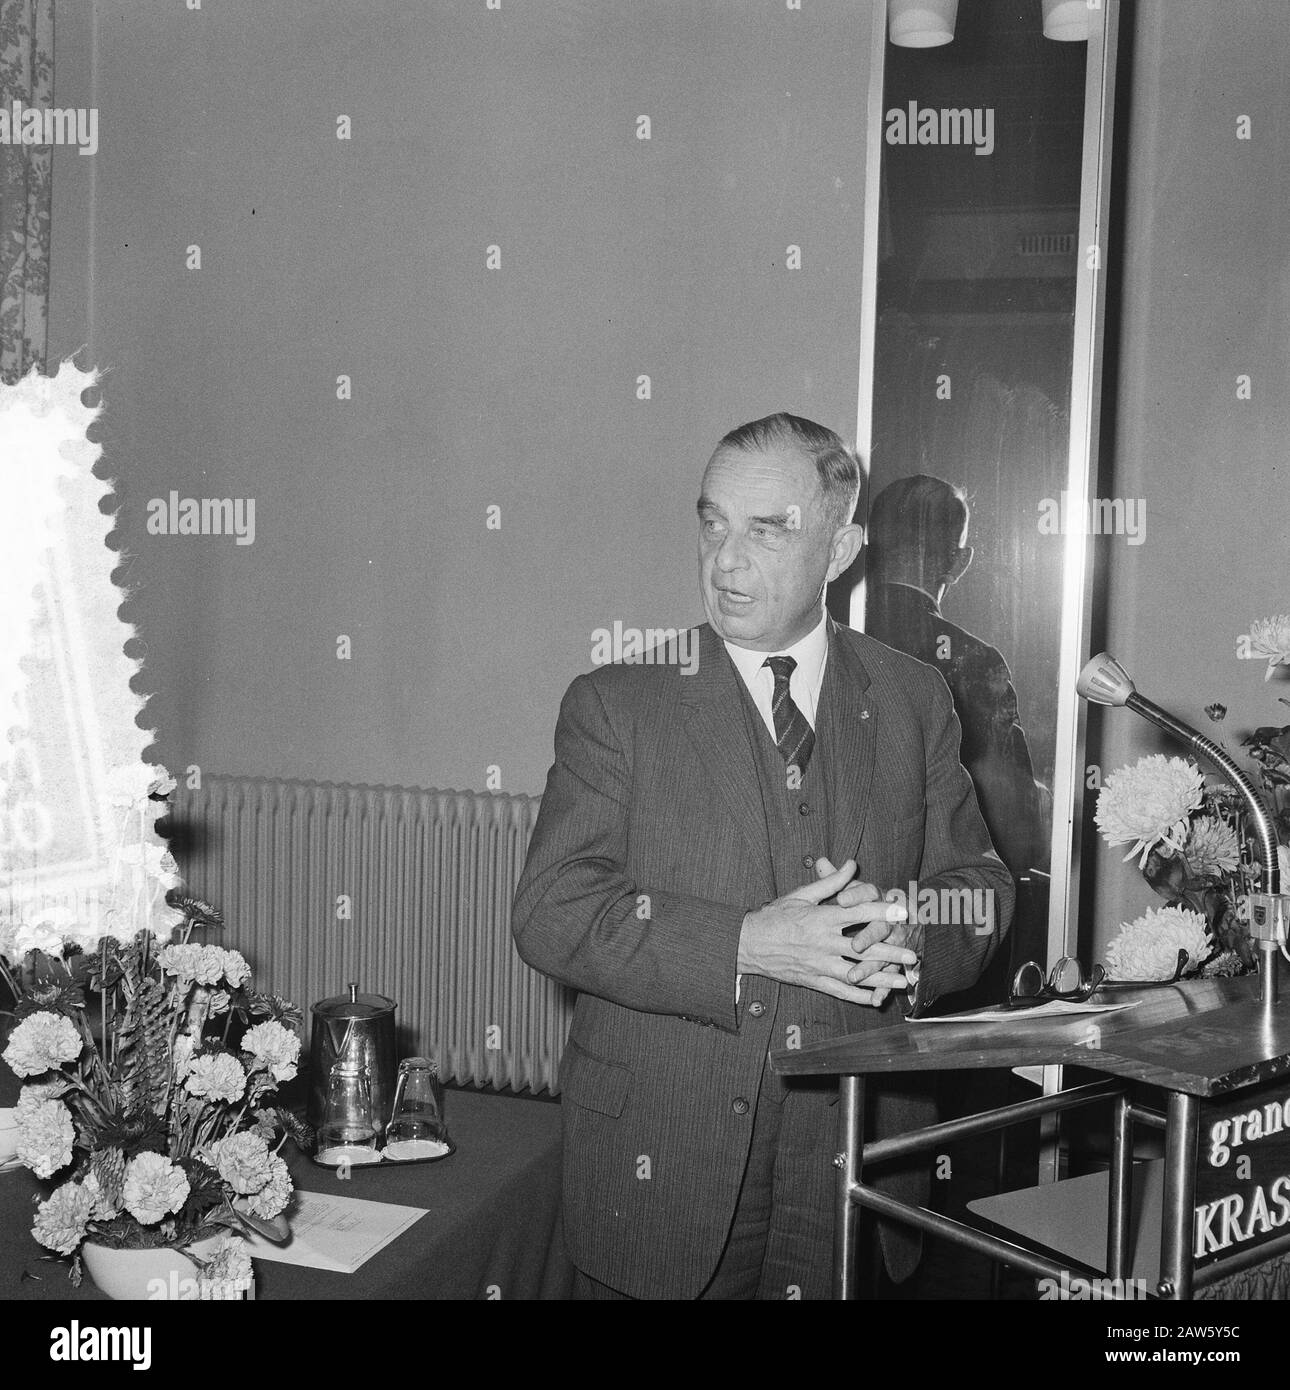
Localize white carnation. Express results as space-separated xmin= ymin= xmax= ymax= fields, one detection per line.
xmin=242 ymin=1020 xmax=300 ymax=1083
xmin=16 ymin=1098 xmax=75 ymax=1178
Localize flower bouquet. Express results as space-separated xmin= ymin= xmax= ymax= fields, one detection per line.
xmin=0 ymin=765 xmax=308 ymax=1296
xmin=1093 ymin=619 xmax=1290 ymax=983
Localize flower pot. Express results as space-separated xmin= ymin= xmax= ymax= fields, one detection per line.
xmin=81 ymin=1234 xmax=226 ymax=1301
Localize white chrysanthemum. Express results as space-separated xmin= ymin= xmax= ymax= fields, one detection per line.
xmin=16 ymin=1098 xmax=75 ymax=1178
xmin=1182 ymin=816 xmax=1241 ymax=877
xmin=184 ymin=1053 xmax=246 ymax=1104
xmin=207 ymin=1131 xmax=273 ymax=1195
xmin=198 ymin=1235 xmax=254 ymax=1301
xmin=245 ymin=1153 xmax=292 ymax=1220
xmin=2 ymin=1011 xmax=83 ymax=1077
xmin=242 ymin=1021 xmax=300 ymax=1083
xmin=122 ymin=1151 xmax=190 ymax=1225
xmin=1105 ymin=906 xmax=1211 ymax=982
xmin=1246 ymin=615 xmax=1290 ymax=681
xmin=33 ymin=1181 xmax=95 ymax=1255
xmin=1095 ymin=755 xmax=1206 ymax=868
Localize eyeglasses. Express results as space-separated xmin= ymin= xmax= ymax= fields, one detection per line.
xmin=1008 ymin=956 xmax=1106 ymax=1009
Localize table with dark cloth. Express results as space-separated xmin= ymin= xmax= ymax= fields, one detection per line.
xmin=0 ymin=1089 xmax=573 ymax=1301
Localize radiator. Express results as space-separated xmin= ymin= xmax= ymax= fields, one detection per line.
xmin=169 ymin=776 xmax=571 ymax=1094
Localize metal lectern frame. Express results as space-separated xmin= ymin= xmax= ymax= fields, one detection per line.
xmin=772 ymin=976 xmax=1290 ymax=1301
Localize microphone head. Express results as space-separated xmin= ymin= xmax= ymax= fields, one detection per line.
xmin=1077 ymin=653 xmax=1136 ymax=707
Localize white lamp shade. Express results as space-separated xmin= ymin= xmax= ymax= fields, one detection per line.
xmin=889 ymin=0 xmax=958 ymax=48
xmin=1042 ymin=0 xmax=1091 ymax=41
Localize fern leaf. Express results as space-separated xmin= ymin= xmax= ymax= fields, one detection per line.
xmin=138 ymin=979 xmax=173 ymax=1115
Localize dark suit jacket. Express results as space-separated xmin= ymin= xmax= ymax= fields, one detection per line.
xmin=512 ymin=618 xmax=1013 ymax=1297
xmin=866 ymin=581 xmax=1045 ymax=876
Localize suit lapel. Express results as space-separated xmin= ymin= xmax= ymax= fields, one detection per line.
xmin=680 ymin=625 xmax=774 ymax=888
xmin=820 ymin=617 xmax=877 ymax=864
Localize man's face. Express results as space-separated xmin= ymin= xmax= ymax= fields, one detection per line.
xmin=697 ymin=443 xmax=852 ymax=652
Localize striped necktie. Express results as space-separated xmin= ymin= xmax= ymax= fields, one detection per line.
xmin=764 ymin=655 xmax=814 ymax=779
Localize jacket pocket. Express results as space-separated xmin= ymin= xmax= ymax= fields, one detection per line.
xmin=558 ymin=1035 xmax=632 ymax=1118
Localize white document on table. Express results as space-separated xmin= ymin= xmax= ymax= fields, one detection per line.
xmin=905 ymin=999 xmax=1137 ymax=1024
xmin=243 ymin=1190 xmax=428 ymax=1273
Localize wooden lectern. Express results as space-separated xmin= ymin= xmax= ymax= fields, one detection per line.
xmin=771 ymin=975 xmax=1290 ymax=1299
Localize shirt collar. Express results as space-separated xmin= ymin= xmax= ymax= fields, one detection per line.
xmin=722 ymin=612 xmax=829 ymax=690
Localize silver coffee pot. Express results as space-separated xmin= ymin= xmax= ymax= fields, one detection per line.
xmin=307 ymin=983 xmax=398 ymax=1140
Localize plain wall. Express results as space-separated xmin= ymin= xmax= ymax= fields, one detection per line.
xmin=48 ymin=1 xmax=1290 ymax=956
xmin=1082 ymin=0 xmax=1290 ymax=953
xmin=47 ymin=0 xmax=874 ymax=797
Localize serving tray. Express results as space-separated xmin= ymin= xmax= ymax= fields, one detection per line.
xmin=307 ymin=1135 xmax=457 ymax=1171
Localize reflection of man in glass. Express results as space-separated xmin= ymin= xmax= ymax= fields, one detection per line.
xmin=864 ymin=475 xmax=1048 ymax=881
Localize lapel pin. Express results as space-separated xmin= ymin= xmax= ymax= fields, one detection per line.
xmin=860 ymin=710 xmax=870 ymax=721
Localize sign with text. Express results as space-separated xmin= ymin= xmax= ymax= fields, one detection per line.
xmin=1194 ymin=1077 xmax=1290 ymax=1268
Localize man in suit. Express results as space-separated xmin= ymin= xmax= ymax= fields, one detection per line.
xmin=513 ymin=413 xmax=1013 ymax=1300
xmin=865 ymin=474 xmax=1050 ymax=964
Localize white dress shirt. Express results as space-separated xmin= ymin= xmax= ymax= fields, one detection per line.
xmin=722 ymin=612 xmax=829 ymax=738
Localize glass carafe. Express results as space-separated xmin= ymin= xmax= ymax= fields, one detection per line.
xmin=315 ymin=1060 xmax=380 ymax=1166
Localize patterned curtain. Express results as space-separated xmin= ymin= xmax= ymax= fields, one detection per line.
xmin=0 ymin=0 xmax=53 ymax=384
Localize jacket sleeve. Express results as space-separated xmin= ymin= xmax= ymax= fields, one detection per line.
xmin=909 ymin=671 xmax=1016 ymax=1013
xmin=511 ymin=672 xmax=746 ymax=1030
xmin=957 ymin=645 xmax=1046 ymax=875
